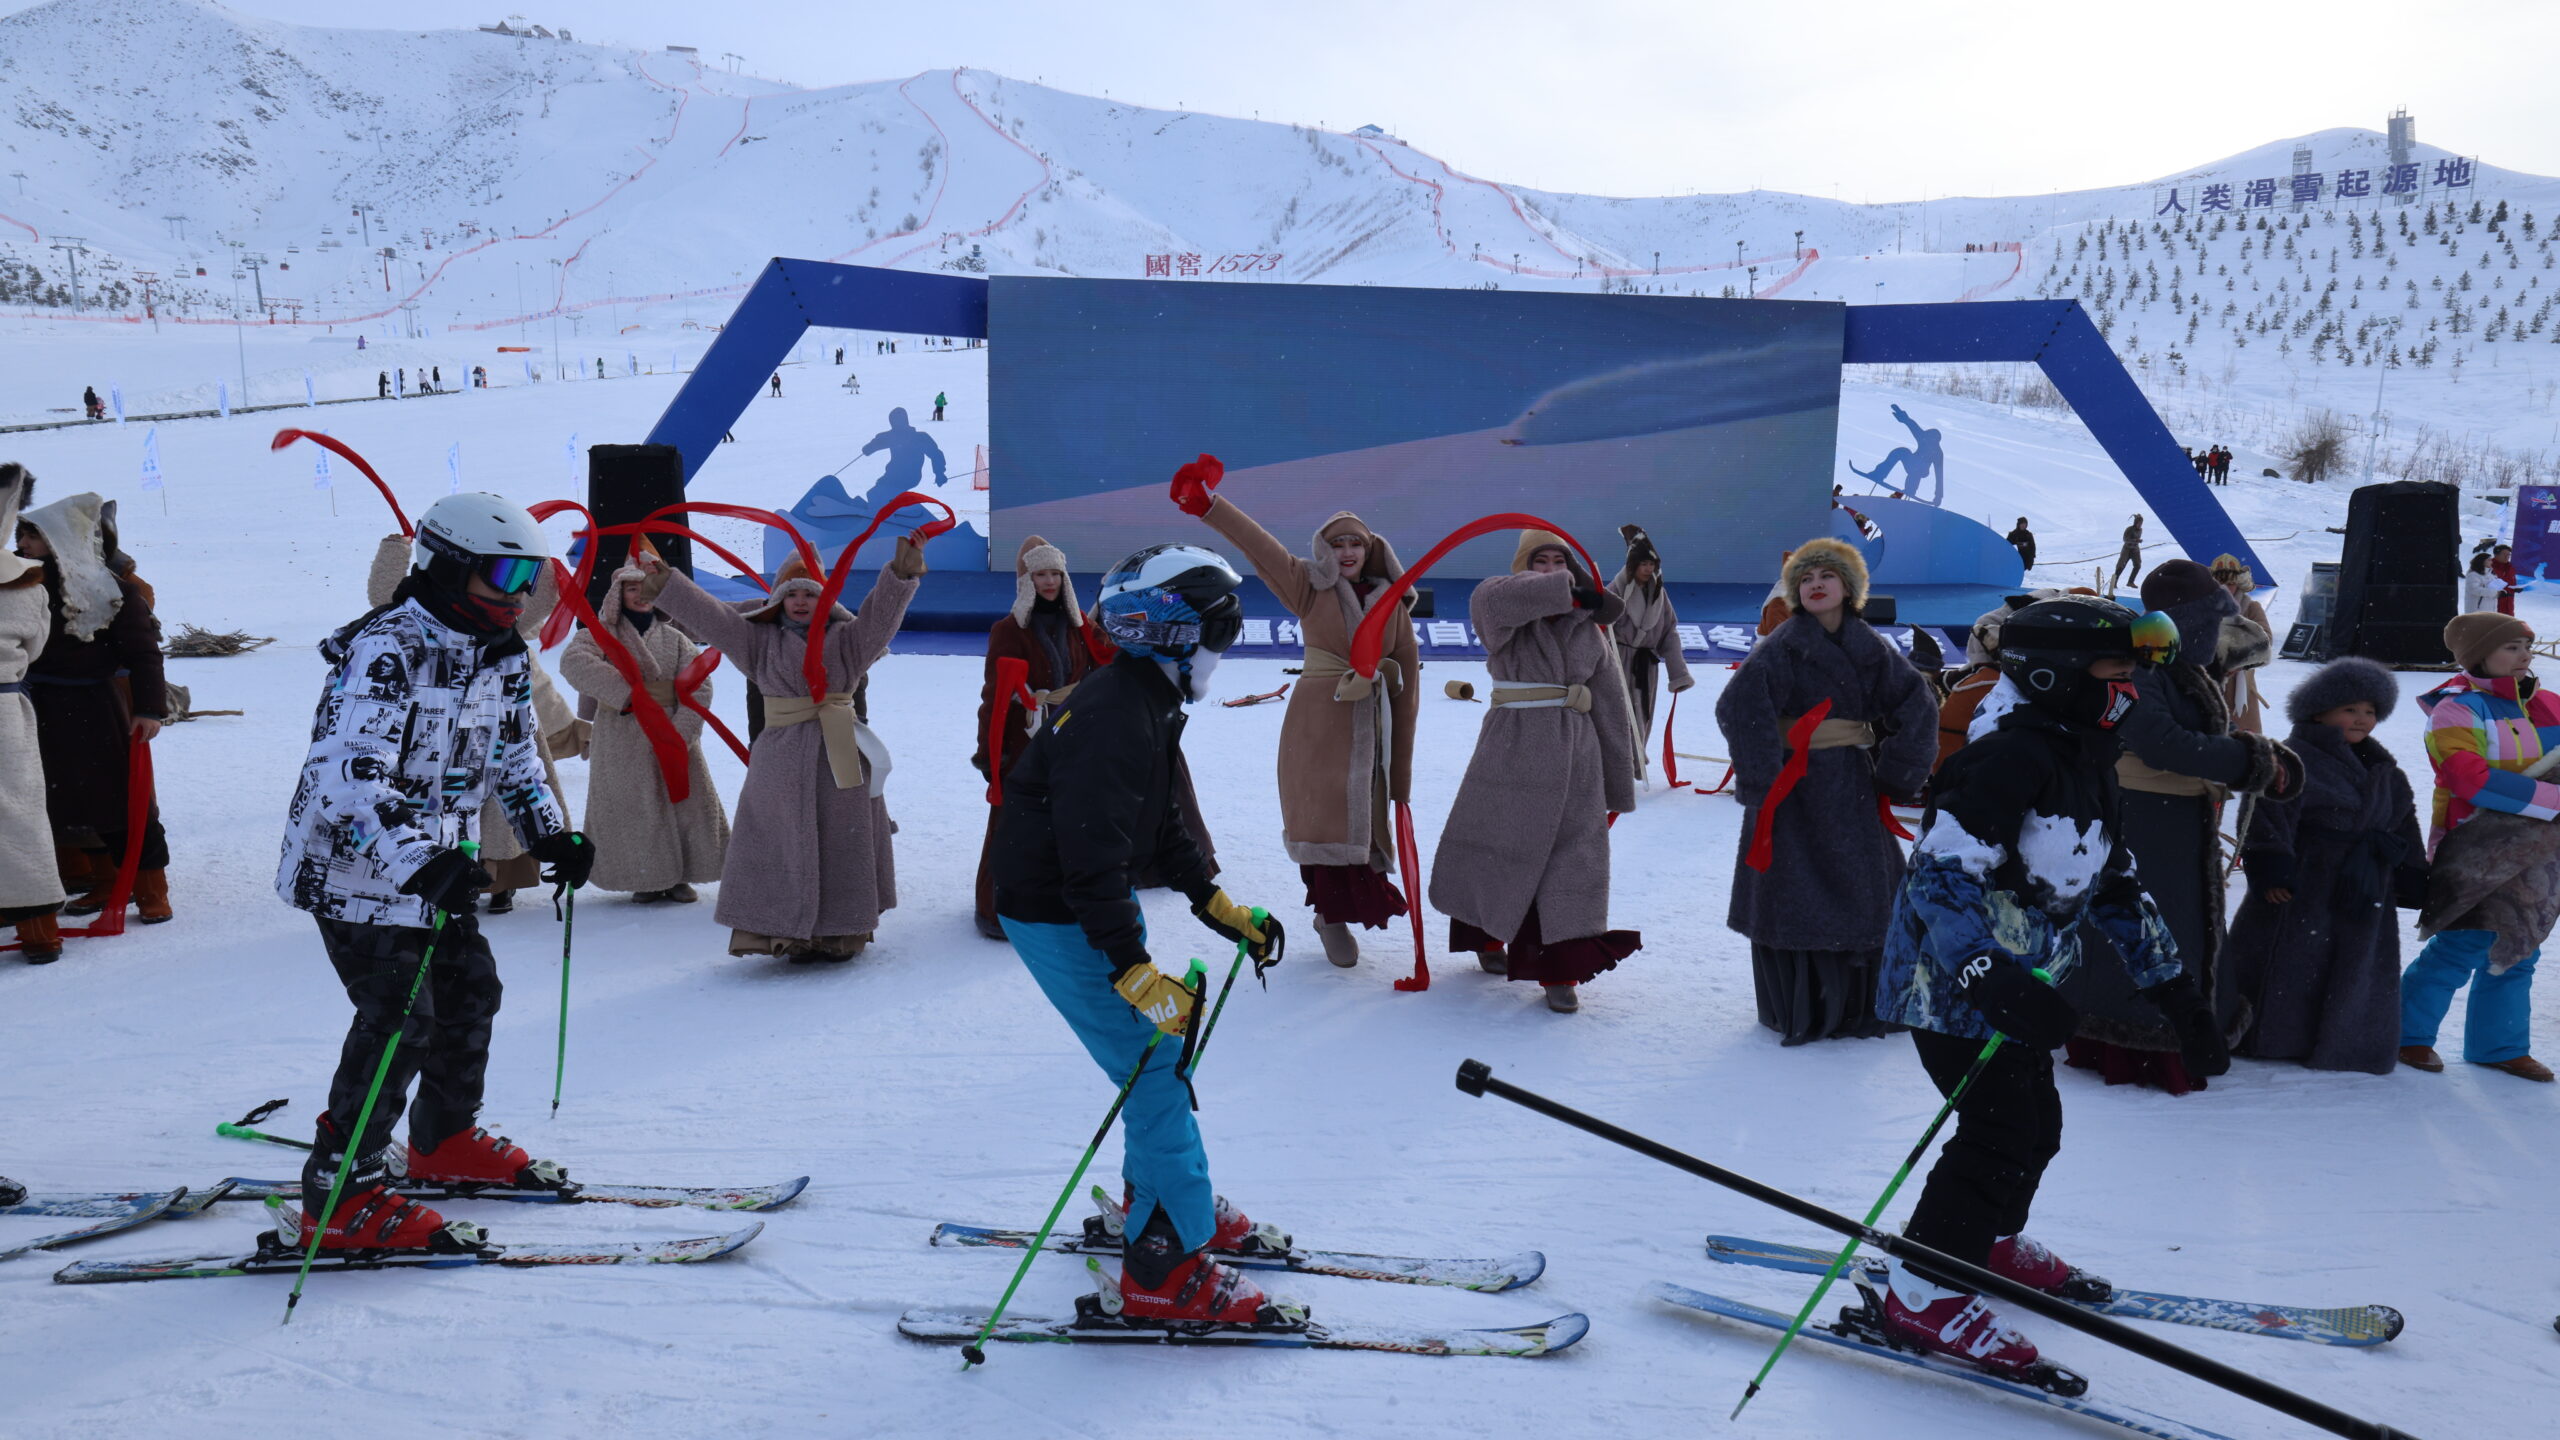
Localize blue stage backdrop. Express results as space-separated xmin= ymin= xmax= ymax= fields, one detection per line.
xmin=988 ymin=278 xmax=1846 ymax=582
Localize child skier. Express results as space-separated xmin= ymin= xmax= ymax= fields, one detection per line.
xmin=1875 ymin=596 xmax=2238 ymax=1379
xmin=988 ymin=542 xmax=1287 ymax=1327
xmin=274 ymin=493 xmax=594 ymax=1251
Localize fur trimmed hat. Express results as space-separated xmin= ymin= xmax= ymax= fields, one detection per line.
xmin=2445 ymin=611 xmax=2534 ymax=673
xmin=1781 ymin=536 xmax=1868 ymax=615
xmin=1620 ymin=524 xmax=1661 ymax=573
xmin=1307 ymin=512 xmax=1403 ymax=595
xmin=2286 ymin=656 xmax=2399 ymax=727
xmin=17 ymin=491 xmax=128 ymax=640
xmin=743 ymin=551 xmax=831 ymax=624
xmin=1010 ymin=533 xmax=1083 ymax=628
xmin=1510 ymin=529 xmax=1592 ymax=587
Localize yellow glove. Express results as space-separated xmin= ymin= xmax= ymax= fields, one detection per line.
xmin=1190 ymin=889 xmax=1272 ymax=958
xmin=1113 ymin=963 xmax=1200 ymax=1038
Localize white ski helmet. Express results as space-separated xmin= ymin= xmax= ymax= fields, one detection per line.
xmin=413 ymin=491 xmax=549 ymax=595
xmin=1095 ymin=543 xmax=1244 ymax=657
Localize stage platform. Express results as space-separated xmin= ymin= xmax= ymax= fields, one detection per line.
xmin=695 ymin=569 xmax=2001 ymax=663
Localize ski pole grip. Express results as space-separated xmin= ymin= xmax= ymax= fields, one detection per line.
xmin=1455 ymin=1058 xmax=1493 ymax=1097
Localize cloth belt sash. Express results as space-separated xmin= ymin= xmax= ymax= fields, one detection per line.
xmin=2116 ymin=753 xmax=2227 ymax=802
xmin=763 ymin=691 xmax=892 ymax=796
xmin=1780 ymin=715 xmax=1877 ymax=751
xmin=1490 ymin=683 xmax=1592 ymax=712
xmin=24 ymin=672 xmax=106 ymax=686
xmin=0 ymin=680 xmax=24 ymax=695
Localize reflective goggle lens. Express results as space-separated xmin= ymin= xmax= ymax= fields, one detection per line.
xmin=479 ymin=555 xmax=544 ymax=597
xmin=2131 ymin=610 xmax=2180 ymax=667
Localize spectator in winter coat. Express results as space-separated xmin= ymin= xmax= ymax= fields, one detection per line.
xmin=2398 ymin=612 xmax=2560 ymax=1082
xmin=557 ymin=540 xmax=730 ymax=903
xmin=2227 ymin=659 xmax=2428 ymax=1074
xmin=972 ymin=536 xmax=1108 ymax=940
xmin=1718 ymin=537 xmax=1937 ymax=1044
xmin=634 ymin=539 xmax=923 ymax=960
xmin=2208 ymin=555 xmax=2272 ymax=735
xmin=0 ymin=465 xmax=64 ymax=962
xmin=2463 ymin=551 xmax=2504 ymax=614
xmin=2490 ymin=545 xmax=2518 ymax=617
xmin=18 ymin=492 xmax=172 ymax=927
xmin=1608 ymin=526 xmax=1694 ymax=786
xmin=2065 ymin=559 xmax=2299 ymax=1093
xmin=81 ymin=386 xmax=103 ymax=420
xmin=2006 ymin=518 xmax=2036 ymax=571
xmin=377 ymin=372 xmax=389 ymax=399
xmin=1194 ymin=494 xmax=1417 ymax=969
xmin=1432 ymin=532 xmax=1640 ymax=1013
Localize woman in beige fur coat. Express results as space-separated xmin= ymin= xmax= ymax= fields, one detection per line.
xmin=1430 ymin=532 xmax=1640 ymax=1012
xmin=1197 ymin=496 xmax=1420 ymax=969
xmin=558 ymin=545 xmax=730 ymax=902
xmin=0 ymin=464 xmax=64 ymax=962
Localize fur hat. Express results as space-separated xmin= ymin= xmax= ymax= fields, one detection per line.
xmin=1510 ymin=529 xmax=1591 ymax=587
xmin=744 ymin=552 xmax=832 ymax=624
xmin=2139 ymin=559 xmax=2222 ymax=613
xmin=2208 ymin=553 xmax=2254 ymax=591
xmin=1620 ymin=524 xmax=1661 ymax=573
xmin=1781 ymin=536 xmax=1868 ymax=615
xmin=2286 ymin=656 xmax=2399 ymax=727
xmin=1307 ymin=512 xmax=1403 ymax=595
xmin=2445 ymin=611 xmax=2534 ymax=673
xmin=0 ymin=462 xmax=32 ymax=587
xmin=17 ymin=491 xmax=128 ymax=640
xmin=1010 ymin=533 xmax=1083 ymax=628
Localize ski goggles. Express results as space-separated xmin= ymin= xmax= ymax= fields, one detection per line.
xmin=476 ymin=554 xmax=546 ymax=597
xmin=2130 ymin=610 xmax=2180 ymax=667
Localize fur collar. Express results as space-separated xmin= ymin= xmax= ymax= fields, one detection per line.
xmin=18 ymin=493 xmax=126 ymax=642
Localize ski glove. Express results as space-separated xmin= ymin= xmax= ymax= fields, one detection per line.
xmin=2139 ymin=973 xmax=2232 ymax=1079
xmin=528 ymin=831 xmax=595 ymax=891
xmin=1169 ymin=454 xmax=1225 ymax=517
xmin=401 ymin=848 xmax=493 ymax=916
xmin=1113 ymin=963 xmax=1200 ymax=1039
xmin=1190 ymin=888 xmax=1277 ymax=961
xmin=1952 ymin=953 xmax=2077 ymax=1051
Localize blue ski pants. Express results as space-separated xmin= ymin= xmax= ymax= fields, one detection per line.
xmin=2400 ymin=930 xmax=2539 ymax=1064
xmin=1004 ymin=912 xmax=1215 ymax=1252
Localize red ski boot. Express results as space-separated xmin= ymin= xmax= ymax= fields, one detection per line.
xmin=1989 ymin=1233 xmax=2115 ymax=1303
xmin=1208 ymin=1193 xmax=1293 ymax=1258
xmin=400 ymin=1127 xmax=567 ymax=1191
xmin=277 ymin=1185 xmax=485 ymax=1253
xmin=1100 ymin=1206 xmax=1301 ymax=1329
xmin=1875 ymin=1267 xmax=2082 ymax=1394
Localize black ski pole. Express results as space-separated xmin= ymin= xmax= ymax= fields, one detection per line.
xmin=1454 ymin=1060 xmax=2421 ymax=1440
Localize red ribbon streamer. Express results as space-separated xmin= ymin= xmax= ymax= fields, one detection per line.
xmin=1662 ymin=688 xmax=1689 ymax=791
xmin=803 ymin=491 xmax=957 ymax=705
xmin=8 ymin=740 xmax=153 ymax=952
xmin=272 ymin=430 xmax=413 ymax=537
xmin=674 ymin=646 xmax=750 ymax=767
xmin=982 ymin=655 xmax=1040 ymax=805
xmin=1348 ymin=513 xmax=1600 ymax=680
xmin=527 ymin=500 xmax=699 ymax=805
xmin=1390 ymin=801 xmax=1432 ymax=993
xmin=1743 ymin=700 xmax=1830 ymax=873
xmin=1877 ymin=793 xmax=1917 ymax=840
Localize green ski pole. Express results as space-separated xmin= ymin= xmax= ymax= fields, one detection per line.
xmin=961 ymin=958 xmax=1207 ymax=1369
xmin=550 ymin=882 xmax=576 ymax=1117
xmin=1189 ymin=909 xmax=1278 ymax=1074
xmin=1730 ymin=966 xmax=2055 ymax=1418
xmin=283 ymin=840 xmax=479 ymax=1325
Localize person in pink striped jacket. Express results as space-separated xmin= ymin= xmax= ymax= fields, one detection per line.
xmin=2399 ymin=611 xmax=2560 ymax=1082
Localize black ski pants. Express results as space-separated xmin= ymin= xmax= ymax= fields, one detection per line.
xmin=303 ymin=913 xmax=502 ymax=1194
xmin=1902 ymin=1028 xmax=2063 ymax=1273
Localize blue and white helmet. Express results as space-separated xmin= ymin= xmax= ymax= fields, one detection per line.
xmin=1096 ymin=543 xmax=1244 ymax=659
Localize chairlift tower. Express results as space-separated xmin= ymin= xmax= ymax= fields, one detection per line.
xmin=2386 ymin=109 xmax=2417 ymax=208
xmin=2289 ymin=145 xmax=2315 ymax=212
xmin=47 ymin=236 xmax=90 ymax=312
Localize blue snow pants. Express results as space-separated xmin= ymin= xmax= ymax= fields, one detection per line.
xmin=2399 ymin=930 xmax=2540 ymax=1064
xmin=1003 ymin=912 xmax=1215 ymax=1251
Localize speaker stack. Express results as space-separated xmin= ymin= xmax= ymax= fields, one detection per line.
xmin=2324 ymin=481 xmax=2459 ymax=665
xmin=582 ymin=443 xmax=691 ymax=612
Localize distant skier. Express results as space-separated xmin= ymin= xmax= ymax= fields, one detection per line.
xmin=377 ymin=372 xmax=390 ymax=400
xmin=841 ymin=372 xmax=861 ymax=395
xmin=769 ymin=373 xmax=782 ymax=398
xmin=431 ymin=366 xmax=443 ymax=392
xmin=2006 ymin=518 xmax=2036 ymax=571
xmin=1851 ymin=404 xmax=1945 ymax=506
xmin=834 ymin=346 xmax=844 ymax=365
xmin=81 ymin=386 xmax=102 ymax=420
xmin=858 ymin=407 xmax=947 ymax=489
xmin=933 ymin=391 xmax=948 ymax=422
xmin=596 ymin=358 xmax=606 ymax=380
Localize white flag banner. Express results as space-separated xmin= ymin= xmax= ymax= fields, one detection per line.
xmin=564 ymin=433 xmax=580 ymax=485
xmin=626 ymin=352 xmax=638 ymax=377
xmin=216 ymin=382 xmax=229 ymax=420
xmin=139 ymin=427 xmax=163 ymax=491
xmin=313 ymin=448 xmax=333 ymax=491
xmin=523 ymin=359 xmax=535 ymax=383
xmin=304 ymin=372 xmax=317 ymax=408
xmin=447 ymin=442 xmax=463 ymax=494
xmin=110 ymin=385 xmax=126 ymax=425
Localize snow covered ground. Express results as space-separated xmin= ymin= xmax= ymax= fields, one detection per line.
xmin=0 ymin=330 xmax=2552 ymax=1440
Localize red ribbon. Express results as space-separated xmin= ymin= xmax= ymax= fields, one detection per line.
xmin=271 ymin=430 xmax=413 ymax=537
xmin=1744 ymin=700 xmax=1830 ymax=873
xmin=1391 ymin=801 xmax=1432 ymax=993
xmin=1347 ymin=513 xmax=1601 ymax=680
xmin=528 ymin=500 xmax=700 ymax=805
xmin=8 ymin=740 xmax=153 ymax=952
xmin=803 ymin=491 xmax=957 ymax=704
xmin=982 ymin=655 xmax=1041 ymax=805
xmin=675 ymin=646 xmax=750 ymax=767
xmin=1877 ymin=793 xmax=1916 ymax=840
xmin=1662 ymin=688 xmax=1689 ymax=791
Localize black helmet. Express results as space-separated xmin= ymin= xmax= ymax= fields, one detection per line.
xmin=1096 ymin=543 xmax=1245 ymax=658
xmin=1997 ymin=596 xmax=2143 ymax=729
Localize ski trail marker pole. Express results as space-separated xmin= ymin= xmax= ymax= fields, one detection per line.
xmin=550 ymin=882 xmax=577 ymax=1117
xmin=962 ymin=959 xmax=1206 ymax=1369
xmin=283 ymin=842 xmax=477 ymax=1325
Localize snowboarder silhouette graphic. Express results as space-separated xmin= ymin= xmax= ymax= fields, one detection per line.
xmin=1851 ymin=404 xmax=1946 ymax=506
xmin=859 ymin=406 xmax=948 ymax=488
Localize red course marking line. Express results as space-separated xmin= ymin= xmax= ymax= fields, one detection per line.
xmin=1359 ymin=139 xmax=1457 ymax=254
xmin=718 ymin=96 xmax=753 ymax=159
xmin=1750 ymin=249 xmax=1823 ymax=298
xmin=944 ymin=67 xmax=1052 ymax=236
xmin=0 ymin=212 xmax=36 ymax=241
xmin=823 ymin=72 xmax=950 ymax=267
xmin=1955 ymin=242 xmax=2024 ymax=302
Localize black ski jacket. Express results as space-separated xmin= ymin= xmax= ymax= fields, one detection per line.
xmin=992 ymin=653 xmax=1214 ymax=970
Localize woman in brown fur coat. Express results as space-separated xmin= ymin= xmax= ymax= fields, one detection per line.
xmin=1195 ymin=495 xmax=1420 ymax=968
xmin=972 ymin=535 xmax=1106 ymax=939
xmin=1430 ymin=532 xmax=1639 ymax=1012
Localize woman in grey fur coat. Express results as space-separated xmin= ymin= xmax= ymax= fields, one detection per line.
xmin=2227 ymin=658 xmax=2427 ymax=1074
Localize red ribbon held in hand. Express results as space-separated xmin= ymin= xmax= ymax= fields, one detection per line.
xmin=1392 ymin=802 xmax=1432 ymax=993
xmin=982 ymin=655 xmax=1040 ymax=805
xmin=1347 ymin=514 xmax=1601 ymax=681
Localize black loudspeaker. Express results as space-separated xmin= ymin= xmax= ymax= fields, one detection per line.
xmin=2327 ymin=481 xmax=2459 ymax=665
xmin=584 ymin=443 xmax=689 ymax=612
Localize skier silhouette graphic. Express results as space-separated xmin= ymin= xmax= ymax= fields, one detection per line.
xmin=859 ymin=406 xmax=948 ymax=488
xmin=1851 ymin=403 xmax=1946 ymax=506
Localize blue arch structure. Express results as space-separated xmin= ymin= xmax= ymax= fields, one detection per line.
xmin=642 ymin=261 xmax=2261 ymax=584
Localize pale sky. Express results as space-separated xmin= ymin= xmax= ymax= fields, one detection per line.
xmin=46 ymin=0 xmax=2560 ymax=201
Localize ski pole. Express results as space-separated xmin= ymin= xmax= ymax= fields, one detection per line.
xmin=1454 ymin=1061 xmax=2421 ymax=1440
xmin=962 ymin=959 xmax=1207 ymax=1369
xmin=217 ymin=1099 xmax=314 ymax=1150
xmin=1188 ymin=909 xmax=1280 ymax=1076
xmin=283 ymin=842 xmax=478 ymax=1325
xmin=1733 ymin=968 xmax=2053 ymax=1419
xmin=550 ymin=881 xmax=577 ymax=1117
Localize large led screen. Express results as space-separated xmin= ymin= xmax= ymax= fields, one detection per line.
xmin=988 ymin=277 xmax=1845 ymax=580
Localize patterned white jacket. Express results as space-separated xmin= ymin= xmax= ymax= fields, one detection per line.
xmin=275 ymin=597 xmax=567 ymax=927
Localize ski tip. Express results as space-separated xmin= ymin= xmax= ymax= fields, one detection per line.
xmin=2375 ymin=1306 xmax=2407 ymax=1343
xmin=1536 ymin=1312 xmax=1592 ymax=1354
xmin=1493 ymin=1251 xmax=1546 ymax=1291
xmin=757 ymin=1177 xmax=812 ymax=1210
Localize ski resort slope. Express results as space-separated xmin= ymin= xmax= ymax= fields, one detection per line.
xmin=0 ymin=345 xmax=2550 ymax=1440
